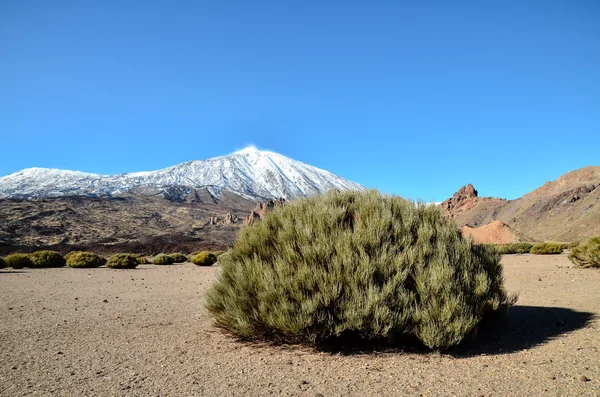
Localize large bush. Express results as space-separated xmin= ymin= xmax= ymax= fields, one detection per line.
xmin=65 ymin=251 xmax=106 ymax=268
xmin=152 ymin=253 xmax=175 ymax=265
xmin=28 ymin=250 xmax=66 ymax=268
xmin=191 ymin=251 xmax=217 ymax=266
xmin=169 ymin=253 xmax=188 ymax=263
xmin=5 ymin=254 xmax=33 ymax=269
xmin=106 ymin=254 xmax=139 ymax=269
xmin=206 ymin=190 xmax=515 ymax=350
xmin=530 ymin=242 xmax=563 ymax=255
xmin=0 ymin=257 xmax=7 ymax=269
xmin=568 ymin=237 xmax=600 ymax=268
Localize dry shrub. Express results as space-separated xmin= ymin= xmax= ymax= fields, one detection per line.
xmin=169 ymin=253 xmax=188 ymax=263
xmin=4 ymin=254 xmax=33 ymax=269
xmin=152 ymin=253 xmax=175 ymax=265
xmin=191 ymin=252 xmax=217 ymax=266
xmin=106 ymin=254 xmax=139 ymax=269
xmin=530 ymin=242 xmax=563 ymax=255
xmin=29 ymin=251 xmax=66 ymax=268
xmin=206 ymin=190 xmax=515 ymax=350
xmin=134 ymin=254 xmax=150 ymax=264
xmin=569 ymin=237 xmax=600 ymax=268
xmin=66 ymin=251 xmax=106 ymax=268
xmin=495 ymin=243 xmax=533 ymax=254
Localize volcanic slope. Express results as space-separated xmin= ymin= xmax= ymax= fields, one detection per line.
xmin=441 ymin=166 xmax=600 ymax=242
xmin=0 ymin=189 xmax=256 ymax=255
xmin=0 ymin=146 xmax=364 ymax=201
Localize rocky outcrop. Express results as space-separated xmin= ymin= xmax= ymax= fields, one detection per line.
xmin=441 ymin=184 xmax=479 ymax=216
xmin=224 ymin=211 xmax=238 ymax=225
xmin=208 ymin=211 xmax=240 ymax=225
xmin=243 ymin=198 xmax=286 ymax=226
xmin=0 ymin=193 xmax=256 ymax=255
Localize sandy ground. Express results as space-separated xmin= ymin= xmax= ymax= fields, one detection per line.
xmin=1 ymin=253 xmax=599 ymax=397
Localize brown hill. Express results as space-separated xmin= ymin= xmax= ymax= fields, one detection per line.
xmin=461 ymin=220 xmax=533 ymax=244
xmin=442 ymin=166 xmax=600 ymax=242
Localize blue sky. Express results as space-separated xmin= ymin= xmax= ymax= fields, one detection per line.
xmin=1 ymin=1 xmax=598 ymax=202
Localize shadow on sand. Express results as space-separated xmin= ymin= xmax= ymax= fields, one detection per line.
xmin=452 ymin=305 xmax=595 ymax=356
xmin=317 ymin=305 xmax=594 ymax=356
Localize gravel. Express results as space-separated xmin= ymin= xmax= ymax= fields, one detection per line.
xmin=1 ymin=253 xmax=599 ymax=396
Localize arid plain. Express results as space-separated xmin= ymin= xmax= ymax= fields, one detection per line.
xmin=1 ymin=253 xmax=598 ymax=396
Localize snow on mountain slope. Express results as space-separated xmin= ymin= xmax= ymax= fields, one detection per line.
xmin=0 ymin=147 xmax=365 ymax=200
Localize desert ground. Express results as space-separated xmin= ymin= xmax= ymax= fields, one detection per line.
xmin=1 ymin=253 xmax=599 ymax=396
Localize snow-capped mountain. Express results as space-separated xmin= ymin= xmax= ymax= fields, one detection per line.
xmin=0 ymin=146 xmax=365 ymax=201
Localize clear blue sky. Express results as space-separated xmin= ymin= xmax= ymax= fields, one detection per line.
xmin=1 ymin=1 xmax=599 ymax=202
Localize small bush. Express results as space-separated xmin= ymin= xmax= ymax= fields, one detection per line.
xmin=106 ymin=254 xmax=139 ymax=269
xmin=191 ymin=251 xmax=217 ymax=266
xmin=5 ymin=254 xmax=33 ymax=269
xmin=133 ymin=254 xmax=149 ymax=264
xmin=568 ymin=237 xmax=600 ymax=268
xmin=562 ymin=242 xmax=579 ymax=250
xmin=495 ymin=243 xmax=533 ymax=254
xmin=169 ymin=253 xmax=188 ymax=263
xmin=0 ymin=257 xmax=7 ymax=269
xmin=213 ymin=250 xmax=227 ymax=257
xmin=64 ymin=251 xmax=78 ymax=262
xmin=28 ymin=250 xmax=66 ymax=268
xmin=530 ymin=242 xmax=563 ymax=255
xmin=152 ymin=253 xmax=175 ymax=265
xmin=206 ymin=190 xmax=514 ymax=350
xmin=65 ymin=251 xmax=106 ymax=268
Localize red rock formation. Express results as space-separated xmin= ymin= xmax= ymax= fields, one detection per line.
xmin=441 ymin=184 xmax=478 ymax=216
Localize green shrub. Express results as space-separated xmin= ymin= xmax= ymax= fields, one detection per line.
xmin=530 ymin=242 xmax=563 ymax=255
xmin=213 ymin=250 xmax=227 ymax=257
xmin=0 ymin=257 xmax=7 ymax=269
xmin=106 ymin=254 xmax=139 ymax=269
xmin=206 ymin=190 xmax=515 ymax=351
xmin=568 ymin=237 xmax=600 ymax=268
xmin=65 ymin=251 xmax=106 ymax=268
xmin=5 ymin=254 xmax=33 ymax=269
xmin=191 ymin=251 xmax=217 ymax=266
xmin=169 ymin=253 xmax=188 ymax=263
xmin=28 ymin=250 xmax=66 ymax=268
xmin=152 ymin=253 xmax=175 ymax=265
xmin=495 ymin=243 xmax=533 ymax=254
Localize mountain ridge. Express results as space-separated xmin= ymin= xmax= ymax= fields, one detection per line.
xmin=0 ymin=146 xmax=365 ymax=201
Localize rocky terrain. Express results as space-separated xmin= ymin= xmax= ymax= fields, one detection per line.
xmin=0 ymin=189 xmax=256 ymax=255
xmin=441 ymin=166 xmax=600 ymax=242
